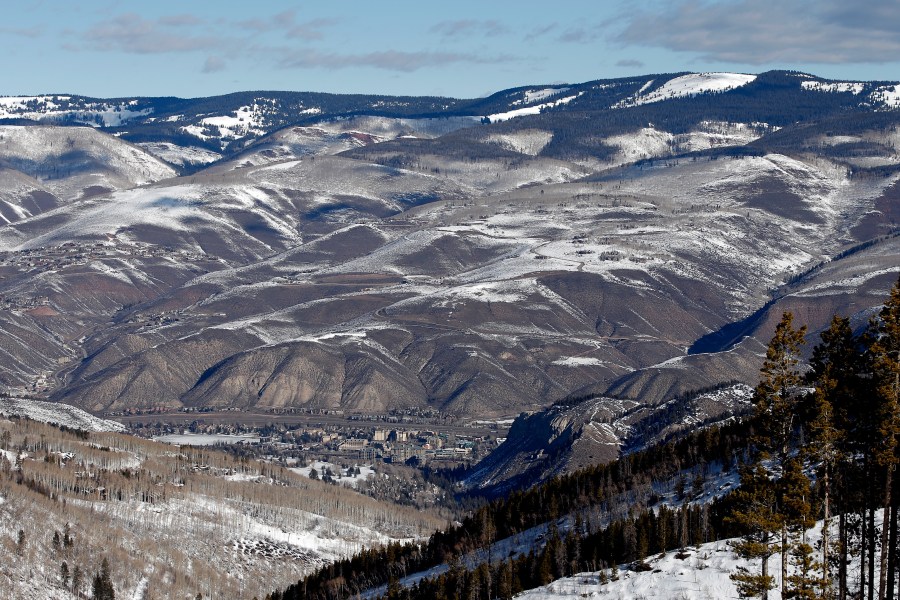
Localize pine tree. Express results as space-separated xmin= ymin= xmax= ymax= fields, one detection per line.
xmin=870 ymin=275 xmax=900 ymax=600
xmin=728 ymin=463 xmax=779 ymax=599
xmin=92 ymin=557 xmax=115 ymax=600
xmin=729 ymin=312 xmax=808 ymax=598
xmin=808 ymin=314 xmax=858 ymax=597
xmin=754 ymin=312 xmax=807 ymax=594
xmin=780 ymin=457 xmax=817 ymax=599
xmin=72 ymin=564 xmax=83 ymax=597
xmin=753 ymin=312 xmax=807 ymax=462
xmin=785 ymin=541 xmax=822 ymax=600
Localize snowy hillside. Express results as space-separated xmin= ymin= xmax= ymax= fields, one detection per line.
xmin=0 ymin=95 xmax=152 ymax=126
xmin=0 ymin=396 xmax=124 ymax=431
xmin=0 ymin=417 xmax=444 ymax=600
xmin=618 ymin=72 xmax=757 ymax=107
xmin=517 ymin=542 xmax=742 ymax=600
xmin=0 ymin=70 xmax=897 ymax=426
xmin=0 ymin=125 xmax=176 ymax=201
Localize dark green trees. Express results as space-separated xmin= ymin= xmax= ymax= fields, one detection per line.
xmin=730 ymin=311 xmax=809 ymax=599
xmin=872 ymin=278 xmax=900 ymax=600
xmin=92 ymin=557 xmax=115 ymax=600
xmin=730 ymin=275 xmax=900 ymax=600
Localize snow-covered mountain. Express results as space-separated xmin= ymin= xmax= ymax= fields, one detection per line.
xmin=0 ymin=69 xmax=896 ymax=437
xmin=3 ymin=70 xmax=899 ymax=171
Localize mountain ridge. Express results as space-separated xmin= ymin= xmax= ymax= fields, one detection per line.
xmin=0 ymin=69 xmax=896 ymax=448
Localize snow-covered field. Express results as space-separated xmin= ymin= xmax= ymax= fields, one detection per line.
xmin=153 ymin=432 xmax=261 ymax=445
xmin=621 ymin=73 xmax=757 ymax=107
xmin=289 ymin=460 xmax=376 ymax=488
xmin=517 ymin=542 xmax=740 ymax=600
xmin=0 ymin=397 xmax=125 ymax=431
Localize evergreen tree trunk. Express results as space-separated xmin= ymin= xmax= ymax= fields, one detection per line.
xmin=840 ymin=511 xmax=848 ymax=600
xmin=871 ymin=507 xmax=877 ymax=600
xmin=888 ymin=496 xmax=898 ymax=600
xmin=782 ymin=523 xmax=788 ymax=596
xmin=882 ymin=468 xmax=893 ymax=600
xmin=824 ymin=467 xmax=831 ymax=595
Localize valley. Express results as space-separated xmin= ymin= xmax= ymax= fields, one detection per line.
xmin=1 ymin=68 xmax=900 ymax=600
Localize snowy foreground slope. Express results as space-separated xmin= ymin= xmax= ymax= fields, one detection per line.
xmin=519 ymin=518 xmax=843 ymax=600
xmin=517 ymin=541 xmax=744 ymax=600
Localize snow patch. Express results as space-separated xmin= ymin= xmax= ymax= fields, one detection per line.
xmin=153 ymin=433 xmax=261 ymax=446
xmin=552 ymin=356 xmax=607 ymax=367
xmin=485 ymin=94 xmax=581 ymax=123
xmin=802 ymin=80 xmax=866 ymax=94
xmin=137 ymin=142 xmax=222 ymax=167
xmin=622 ymin=73 xmax=757 ymax=107
xmin=513 ymin=88 xmax=572 ymax=106
xmin=872 ymin=84 xmax=900 ymax=107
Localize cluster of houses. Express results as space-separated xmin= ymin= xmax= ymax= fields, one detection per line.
xmin=135 ymin=418 xmax=497 ymax=466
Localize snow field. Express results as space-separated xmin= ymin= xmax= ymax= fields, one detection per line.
xmin=802 ymin=80 xmax=866 ymax=94
xmin=486 ymin=93 xmax=581 ymax=123
xmin=289 ymin=460 xmax=376 ymax=489
xmin=622 ymin=73 xmax=757 ymax=107
xmin=0 ymin=397 xmax=125 ymax=432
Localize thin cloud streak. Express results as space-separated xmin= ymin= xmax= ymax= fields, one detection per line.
xmin=277 ymin=49 xmax=519 ymax=72
xmin=79 ymin=13 xmax=226 ymax=54
xmin=429 ymin=19 xmax=509 ymax=39
xmin=616 ymin=0 xmax=900 ymax=64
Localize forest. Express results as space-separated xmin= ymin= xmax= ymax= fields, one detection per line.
xmin=263 ymin=275 xmax=900 ymax=600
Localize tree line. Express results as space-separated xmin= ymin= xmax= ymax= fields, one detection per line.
xmin=729 ymin=275 xmax=900 ymax=599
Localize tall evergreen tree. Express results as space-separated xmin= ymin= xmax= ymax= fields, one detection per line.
xmin=753 ymin=312 xmax=808 ymax=463
xmin=92 ymin=557 xmax=115 ymax=600
xmin=870 ymin=276 xmax=900 ymax=600
xmin=753 ymin=312 xmax=807 ymax=595
xmin=808 ymin=314 xmax=859 ymax=597
xmin=728 ymin=463 xmax=779 ymax=599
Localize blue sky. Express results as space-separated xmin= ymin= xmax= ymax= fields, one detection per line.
xmin=3 ymin=0 xmax=900 ymax=99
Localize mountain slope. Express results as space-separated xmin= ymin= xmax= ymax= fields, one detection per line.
xmin=0 ymin=71 xmax=896 ymax=427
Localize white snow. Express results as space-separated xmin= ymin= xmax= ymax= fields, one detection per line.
xmin=514 ymin=88 xmax=572 ymax=106
xmin=621 ymin=73 xmax=757 ymax=107
xmin=153 ymin=433 xmax=261 ymax=446
xmin=516 ymin=512 xmax=871 ymax=600
xmin=872 ymin=84 xmax=900 ymax=107
xmin=0 ymin=397 xmax=125 ymax=432
xmin=137 ymin=142 xmax=222 ymax=167
xmin=516 ymin=542 xmax=741 ymax=600
xmin=290 ymin=460 xmax=375 ymax=488
xmin=486 ymin=94 xmax=580 ymax=123
xmin=802 ymin=80 xmax=866 ymax=94
xmin=485 ymin=130 xmax=554 ymax=156
xmin=0 ymin=95 xmax=153 ymax=126
xmin=552 ymin=356 xmax=607 ymax=367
